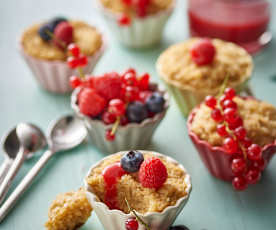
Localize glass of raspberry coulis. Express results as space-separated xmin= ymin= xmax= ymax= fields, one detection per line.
xmin=188 ymin=0 xmax=271 ymax=54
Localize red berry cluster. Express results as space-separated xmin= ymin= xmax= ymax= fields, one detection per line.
xmin=118 ymin=0 xmax=151 ymax=26
xmin=70 ymin=68 xmax=164 ymax=142
xmin=205 ymin=88 xmax=265 ymax=191
xmin=67 ymin=43 xmax=88 ymax=70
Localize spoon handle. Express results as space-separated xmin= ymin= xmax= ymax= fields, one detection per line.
xmin=0 ymin=148 xmax=25 ymax=205
xmin=0 ymin=159 xmax=13 ymax=185
xmin=0 ymin=149 xmax=53 ymax=222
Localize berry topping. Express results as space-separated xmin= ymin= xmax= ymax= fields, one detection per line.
xmin=223 ymin=137 xmax=238 ymax=154
xmin=205 ymin=95 xmax=217 ymax=109
xmin=232 ymin=176 xmax=248 ymax=191
xmin=102 ymin=111 xmax=116 ymax=125
xmin=231 ymin=157 xmax=246 ymax=174
xmin=105 ymin=129 xmax=115 ymax=142
xmin=48 ymin=17 xmax=68 ymax=32
xmin=252 ymin=158 xmax=266 ymax=171
xmin=146 ymin=92 xmax=165 ymax=113
xmin=224 ymin=108 xmax=238 ymax=125
xmin=127 ymin=101 xmax=148 ymax=123
xmin=78 ymin=88 xmax=106 ymax=117
xmin=138 ymin=91 xmax=152 ymax=103
xmin=70 ymin=76 xmax=82 ymax=89
xmin=217 ymin=124 xmax=228 ymax=137
xmin=68 ymin=43 xmax=80 ymax=57
xmin=139 ymin=157 xmax=168 ymax=189
xmin=108 ymin=99 xmax=126 ymax=117
xmin=38 ymin=24 xmax=52 ymax=41
xmin=138 ymin=73 xmax=150 ymax=90
xmin=245 ymin=167 xmax=261 ymax=184
xmin=222 ymin=99 xmax=237 ymax=110
xmin=78 ymin=55 xmax=88 ymax=67
xmin=125 ymin=218 xmax=138 ymax=230
xmin=190 ymin=39 xmax=216 ymax=66
xmin=234 ymin=126 xmax=246 ymax=140
xmin=122 ymin=72 xmax=138 ymax=86
xmin=121 ymin=150 xmax=144 ymax=173
xmin=53 ymin=21 xmax=73 ymax=49
xmin=94 ymin=73 xmax=122 ymax=100
xmin=224 ymin=87 xmax=236 ymax=100
xmin=102 ymin=162 xmax=127 ymax=209
xmin=67 ymin=56 xmax=79 ymax=69
xmin=118 ymin=14 xmax=131 ymax=26
xmin=169 ymin=225 xmax=190 ymax=230
xmin=247 ymin=144 xmax=262 ymax=161
xmin=122 ymin=86 xmax=139 ymax=102
xmin=211 ymin=108 xmax=223 ymax=122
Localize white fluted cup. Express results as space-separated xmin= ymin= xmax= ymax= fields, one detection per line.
xmin=96 ymin=0 xmax=175 ymax=48
xmin=84 ymin=151 xmax=192 ymax=230
xmin=18 ymin=36 xmax=106 ymax=94
xmin=71 ymin=87 xmax=169 ymax=153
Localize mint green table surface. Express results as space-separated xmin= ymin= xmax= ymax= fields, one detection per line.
xmin=0 ymin=0 xmax=276 ymax=229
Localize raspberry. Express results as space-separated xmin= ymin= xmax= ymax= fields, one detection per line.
xmin=78 ymin=88 xmax=106 ymax=117
xmin=94 ymin=72 xmax=122 ymax=100
xmin=139 ymin=157 xmax=168 ymax=189
xmin=53 ymin=21 xmax=73 ymax=49
xmin=190 ymin=39 xmax=216 ymax=66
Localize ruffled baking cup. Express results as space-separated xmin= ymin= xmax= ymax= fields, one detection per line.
xmin=96 ymin=0 xmax=175 ymax=48
xmin=71 ymin=87 xmax=169 ymax=153
xmin=84 ymin=151 xmax=192 ymax=230
xmin=187 ymin=101 xmax=276 ymax=181
xmin=18 ymin=36 xmax=106 ymax=94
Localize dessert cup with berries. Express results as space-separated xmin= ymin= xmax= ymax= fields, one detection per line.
xmin=157 ymin=38 xmax=253 ymax=117
xmin=71 ymin=68 xmax=169 ymax=153
xmin=19 ymin=17 xmax=106 ymax=94
xmin=84 ymin=150 xmax=192 ymax=230
xmin=96 ymin=0 xmax=175 ymax=48
xmin=187 ymin=86 xmax=276 ymax=191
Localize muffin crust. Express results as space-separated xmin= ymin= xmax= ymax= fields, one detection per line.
xmin=21 ymin=20 xmax=103 ymax=61
xmin=157 ymin=38 xmax=253 ymax=94
xmin=45 ymin=188 xmax=92 ymax=230
xmin=191 ymin=97 xmax=276 ymax=147
xmin=100 ymin=0 xmax=173 ymax=15
xmin=86 ymin=152 xmax=188 ymax=214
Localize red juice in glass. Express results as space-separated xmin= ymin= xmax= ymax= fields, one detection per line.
xmin=188 ymin=0 xmax=271 ymax=54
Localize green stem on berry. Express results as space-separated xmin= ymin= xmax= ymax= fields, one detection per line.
xmin=77 ymin=67 xmax=85 ymax=80
xmin=111 ymin=117 xmax=121 ymax=135
xmin=45 ymin=30 xmax=66 ymax=49
xmin=217 ymin=74 xmax=230 ymax=98
xmin=125 ymin=198 xmax=151 ymax=230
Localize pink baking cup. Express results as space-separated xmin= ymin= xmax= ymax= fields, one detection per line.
xmin=18 ymin=36 xmax=106 ymax=94
xmin=187 ymin=99 xmax=276 ymax=182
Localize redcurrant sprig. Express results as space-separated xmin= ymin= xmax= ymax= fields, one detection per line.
xmin=204 ymin=86 xmax=264 ymax=191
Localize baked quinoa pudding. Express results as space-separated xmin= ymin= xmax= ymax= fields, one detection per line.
xmin=21 ymin=20 xmax=103 ymax=61
xmin=86 ymin=151 xmax=189 ymax=214
xmin=45 ymin=188 xmax=92 ymax=230
xmin=191 ymin=97 xmax=276 ymax=147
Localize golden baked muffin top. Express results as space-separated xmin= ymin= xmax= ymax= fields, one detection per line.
xmin=157 ymin=38 xmax=253 ymax=94
xmin=99 ymin=0 xmax=173 ymax=15
xmin=86 ymin=152 xmax=188 ymax=214
xmin=45 ymin=188 xmax=92 ymax=230
xmin=21 ymin=20 xmax=103 ymax=61
xmin=191 ymin=97 xmax=276 ymax=147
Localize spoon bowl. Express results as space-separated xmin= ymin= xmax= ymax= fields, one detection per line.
xmin=48 ymin=115 xmax=87 ymax=152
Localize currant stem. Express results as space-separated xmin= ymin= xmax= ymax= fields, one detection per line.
xmin=77 ymin=67 xmax=85 ymax=80
xmin=111 ymin=117 xmax=120 ymax=135
xmin=217 ymin=75 xmax=230 ymax=98
xmin=125 ymin=198 xmax=151 ymax=230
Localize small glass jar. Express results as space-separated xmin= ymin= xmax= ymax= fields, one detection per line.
xmin=188 ymin=0 xmax=271 ymax=54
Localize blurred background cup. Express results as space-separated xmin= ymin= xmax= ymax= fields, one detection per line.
xmin=187 ymin=0 xmax=271 ymax=54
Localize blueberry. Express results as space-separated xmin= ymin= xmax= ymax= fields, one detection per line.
xmin=38 ymin=24 xmax=53 ymax=41
xmin=48 ymin=17 xmax=68 ymax=32
xmin=169 ymin=225 xmax=190 ymax=230
xmin=146 ymin=92 xmax=165 ymax=113
xmin=126 ymin=101 xmax=148 ymax=123
xmin=121 ymin=150 xmax=144 ymax=173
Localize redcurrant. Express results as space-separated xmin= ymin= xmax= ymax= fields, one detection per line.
xmin=125 ymin=218 xmax=138 ymax=230
xmin=138 ymin=73 xmax=150 ymax=90
xmin=211 ymin=108 xmax=223 ymax=122
xmin=252 ymin=158 xmax=267 ymax=171
xmin=242 ymin=137 xmax=252 ymax=148
xmin=205 ymin=96 xmax=217 ymax=109
xmin=69 ymin=76 xmax=82 ymax=89
xmin=234 ymin=126 xmax=246 ymax=140
xmin=105 ymin=130 xmax=115 ymax=141
xmin=122 ymin=72 xmax=138 ymax=86
xmin=232 ymin=176 xmax=248 ymax=191
xmin=118 ymin=14 xmax=131 ymax=26
xmin=217 ymin=124 xmax=228 ymax=137
xmin=224 ymin=108 xmax=238 ymax=124
xmin=78 ymin=55 xmax=88 ymax=67
xmin=223 ymin=137 xmax=238 ymax=154
xmin=247 ymin=144 xmax=262 ymax=161
xmin=245 ymin=167 xmax=261 ymax=184
xmin=231 ymin=157 xmax=246 ymax=174
xmin=108 ymin=99 xmax=126 ymax=117
xmin=68 ymin=43 xmax=80 ymax=57
xmin=102 ymin=111 xmax=116 ymax=125
xmin=67 ymin=56 xmax=79 ymax=69
xmin=224 ymin=88 xmax=236 ymax=100
xmin=223 ymin=99 xmax=237 ymax=110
